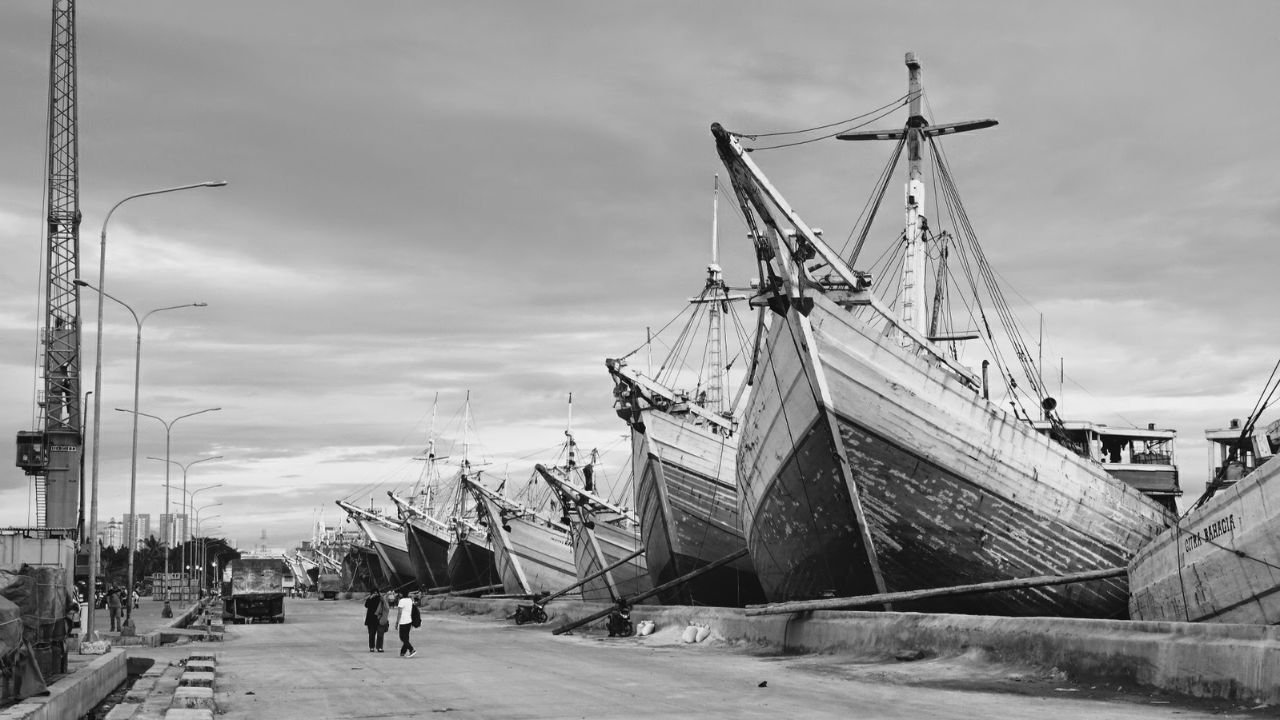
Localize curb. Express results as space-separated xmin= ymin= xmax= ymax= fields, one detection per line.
xmin=424 ymin=595 xmax=1280 ymax=704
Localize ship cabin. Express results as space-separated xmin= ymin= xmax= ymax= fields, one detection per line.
xmin=1204 ymin=417 xmax=1279 ymax=488
xmin=1032 ymin=421 xmax=1181 ymax=513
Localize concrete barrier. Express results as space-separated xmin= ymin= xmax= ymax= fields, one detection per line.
xmin=0 ymin=649 xmax=126 ymax=720
xmin=423 ymin=596 xmax=1280 ymax=704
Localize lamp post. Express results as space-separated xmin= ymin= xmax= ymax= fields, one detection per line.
xmin=197 ymin=520 xmax=224 ymax=595
xmin=76 ymin=280 xmax=207 ymax=624
xmin=193 ymin=508 xmax=221 ymax=595
xmin=123 ymin=409 xmax=220 ymax=579
xmin=82 ymin=180 xmax=226 ymax=638
xmin=147 ymin=455 xmax=221 ymax=594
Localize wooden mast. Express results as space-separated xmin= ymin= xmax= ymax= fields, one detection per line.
xmin=836 ymin=52 xmax=997 ymax=341
xmin=901 ymin=52 xmax=927 ymax=338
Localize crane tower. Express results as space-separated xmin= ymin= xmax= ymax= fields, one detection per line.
xmin=15 ymin=0 xmax=83 ymax=536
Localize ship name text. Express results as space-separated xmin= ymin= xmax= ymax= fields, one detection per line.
xmin=1183 ymin=513 xmax=1238 ymax=553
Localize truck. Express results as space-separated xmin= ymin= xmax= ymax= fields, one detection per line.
xmin=222 ymin=557 xmax=286 ymax=624
xmin=317 ymin=573 xmax=342 ymax=600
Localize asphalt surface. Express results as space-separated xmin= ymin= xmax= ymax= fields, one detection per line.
xmin=115 ymin=597 xmax=1263 ymax=719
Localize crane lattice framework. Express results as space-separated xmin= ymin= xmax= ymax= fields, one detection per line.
xmin=16 ymin=0 xmax=83 ymax=537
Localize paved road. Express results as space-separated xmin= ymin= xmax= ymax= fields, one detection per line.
xmin=127 ymin=597 xmax=1253 ymax=719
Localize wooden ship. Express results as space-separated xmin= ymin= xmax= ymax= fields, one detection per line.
xmin=464 ymin=471 xmax=579 ymax=598
xmin=606 ymin=177 xmax=765 ymax=607
xmin=1129 ymin=414 xmax=1280 ymax=622
xmin=335 ymin=500 xmax=417 ymax=593
xmin=535 ymin=432 xmax=652 ymax=603
xmin=713 ymin=52 xmax=1174 ymax=617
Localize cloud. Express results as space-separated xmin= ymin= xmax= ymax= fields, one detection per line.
xmin=3 ymin=1 xmax=1280 ymax=550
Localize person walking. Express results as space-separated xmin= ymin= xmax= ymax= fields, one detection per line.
xmin=363 ymin=590 xmax=389 ymax=652
xmin=396 ymin=592 xmax=418 ymax=658
xmin=106 ymin=587 xmax=122 ymax=632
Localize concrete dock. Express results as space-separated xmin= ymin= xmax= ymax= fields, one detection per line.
xmin=3 ymin=595 xmax=1277 ymax=719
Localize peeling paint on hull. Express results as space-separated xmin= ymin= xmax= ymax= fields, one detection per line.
xmin=634 ymin=411 xmax=765 ymax=607
xmin=739 ymin=295 xmax=1171 ymax=617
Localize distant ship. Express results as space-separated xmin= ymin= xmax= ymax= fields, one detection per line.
xmin=712 ymin=52 xmax=1173 ymax=617
xmin=335 ymin=500 xmax=416 ymax=593
xmin=607 ymin=176 xmax=765 ymax=607
xmin=464 ymin=421 xmax=579 ymax=599
xmin=536 ymin=426 xmax=652 ymax=603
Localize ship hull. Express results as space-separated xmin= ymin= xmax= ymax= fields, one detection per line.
xmin=739 ymin=295 xmax=1171 ymax=617
xmin=1129 ymin=456 xmax=1280 ymax=623
xmin=568 ymin=511 xmax=652 ymax=603
xmin=357 ymin=519 xmax=417 ymax=592
xmin=447 ymin=533 xmax=500 ymax=592
xmin=633 ymin=411 xmax=765 ymax=606
xmin=343 ymin=545 xmax=384 ymax=593
xmin=403 ymin=517 xmax=451 ymax=591
xmin=475 ymin=493 xmax=578 ymax=597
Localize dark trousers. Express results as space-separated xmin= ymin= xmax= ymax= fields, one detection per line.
xmin=398 ymin=623 xmax=414 ymax=655
xmin=367 ymin=624 xmax=385 ymax=650
xmin=108 ymin=607 xmax=120 ymax=631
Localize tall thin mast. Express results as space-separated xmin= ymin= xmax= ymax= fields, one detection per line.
xmin=707 ymin=174 xmax=726 ymax=414
xmin=900 ymin=52 xmax=927 ymax=338
xmin=836 ymin=52 xmax=996 ymax=343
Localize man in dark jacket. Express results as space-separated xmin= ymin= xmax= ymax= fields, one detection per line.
xmin=106 ymin=587 xmax=122 ymax=632
xmin=363 ymin=590 xmax=388 ymax=652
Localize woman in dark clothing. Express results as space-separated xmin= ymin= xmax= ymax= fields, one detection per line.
xmin=363 ymin=590 xmax=388 ymax=652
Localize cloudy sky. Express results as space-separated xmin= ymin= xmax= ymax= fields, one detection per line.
xmin=3 ymin=2 xmax=1279 ymax=552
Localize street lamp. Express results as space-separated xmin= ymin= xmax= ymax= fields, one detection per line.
xmin=196 ymin=519 xmax=224 ymax=595
xmin=147 ymin=453 xmax=221 ymax=593
xmin=193 ymin=508 xmax=221 ymax=595
xmin=83 ymin=180 xmax=226 ymax=638
xmin=76 ymin=279 xmax=207 ymax=624
xmin=121 ymin=408 xmax=220 ymax=577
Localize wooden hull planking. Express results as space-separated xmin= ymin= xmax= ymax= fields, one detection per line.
xmin=358 ymin=519 xmax=418 ymax=592
xmin=403 ymin=517 xmax=451 ymax=591
xmin=475 ymin=492 xmax=579 ymax=598
xmin=739 ymin=294 xmax=1171 ymax=617
xmin=446 ymin=533 xmax=500 ymax=592
xmin=633 ymin=412 xmax=765 ymax=606
xmin=568 ymin=509 xmax=652 ymax=603
xmin=1129 ymin=456 xmax=1280 ymax=623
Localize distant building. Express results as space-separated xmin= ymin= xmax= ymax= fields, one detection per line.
xmin=159 ymin=513 xmax=189 ymax=547
xmin=96 ymin=517 xmax=124 ymax=548
xmin=122 ymin=513 xmax=151 ymax=547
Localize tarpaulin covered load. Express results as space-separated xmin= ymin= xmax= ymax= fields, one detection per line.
xmin=0 ymin=566 xmax=66 ymax=640
xmin=0 ymin=596 xmax=21 ymax=657
xmin=0 ymin=593 xmax=48 ymax=702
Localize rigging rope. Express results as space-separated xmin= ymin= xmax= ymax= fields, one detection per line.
xmin=735 ymin=93 xmax=913 ymax=139
xmin=746 ymin=97 xmax=914 ymax=152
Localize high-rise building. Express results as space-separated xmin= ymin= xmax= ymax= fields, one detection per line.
xmin=122 ymin=513 xmax=151 ymax=547
xmin=96 ymin=517 xmax=124 ymax=548
xmin=158 ymin=513 xmax=189 ymax=547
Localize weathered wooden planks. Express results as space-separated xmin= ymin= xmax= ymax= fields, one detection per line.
xmin=633 ymin=410 xmax=765 ymax=606
xmin=738 ymin=292 xmax=1172 ymax=616
xmin=1130 ymin=455 xmax=1280 ymax=623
